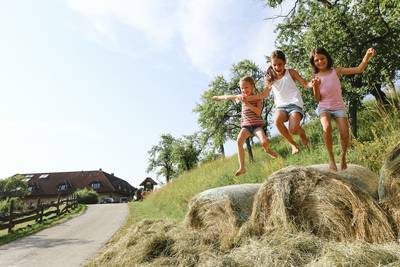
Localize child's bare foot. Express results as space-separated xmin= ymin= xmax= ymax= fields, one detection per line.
xmin=291 ymin=145 xmax=300 ymax=155
xmin=265 ymin=148 xmax=279 ymax=158
xmin=329 ymin=161 xmax=338 ymax=171
xmin=235 ymin=168 xmax=246 ymax=176
xmin=300 ymin=135 xmax=309 ymax=146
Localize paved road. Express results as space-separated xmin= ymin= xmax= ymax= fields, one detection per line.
xmin=0 ymin=203 xmax=128 ymax=267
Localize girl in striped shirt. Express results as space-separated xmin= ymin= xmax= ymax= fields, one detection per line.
xmin=212 ymin=76 xmax=278 ymax=176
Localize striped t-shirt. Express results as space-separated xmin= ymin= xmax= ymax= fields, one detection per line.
xmin=240 ymin=99 xmax=264 ymax=127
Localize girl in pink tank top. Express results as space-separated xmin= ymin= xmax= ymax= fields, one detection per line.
xmin=310 ymin=47 xmax=376 ymax=171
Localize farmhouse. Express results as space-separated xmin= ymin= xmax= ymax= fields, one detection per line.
xmin=21 ymin=169 xmax=136 ymax=206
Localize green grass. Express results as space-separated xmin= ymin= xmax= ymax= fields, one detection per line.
xmin=0 ymin=204 xmax=86 ymax=246
xmin=129 ymin=100 xmax=400 ymax=224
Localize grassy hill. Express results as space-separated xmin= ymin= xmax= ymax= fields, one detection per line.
xmin=88 ymin=100 xmax=400 ymax=267
xmin=131 ymin=101 xmax=400 ymax=223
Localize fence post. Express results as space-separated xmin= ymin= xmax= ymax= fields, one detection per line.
xmin=8 ymin=199 xmax=15 ymax=233
xmin=66 ymin=195 xmax=69 ymax=213
xmin=36 ymin=198 xmax=41 ymax=222
xmin=57 ymin=195 xmax=61 ymax=216
xmin=40 ymin=202 xmax=44 ymax=223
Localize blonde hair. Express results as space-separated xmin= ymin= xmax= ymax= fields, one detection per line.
xmin=239 ymin=76 xmax=256 ymax=88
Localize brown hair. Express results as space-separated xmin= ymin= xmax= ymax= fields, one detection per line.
xmin=309 ymin=47 xmax=334 ymax=74
xmin=266 ymin=50 xmax=286 ymax=84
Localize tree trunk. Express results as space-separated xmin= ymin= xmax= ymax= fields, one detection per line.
xmin=370 ymin=83 xmax=390 ymax=107
xmin=246 ymin=138 xmax=254 ymax=162
xmin=389 ymin=80 xmax=399 ymax=109
xmin=349 ymin=99 xmax=359 ymax=139
xmin=219 ymin=144 xmax=225 ymax=158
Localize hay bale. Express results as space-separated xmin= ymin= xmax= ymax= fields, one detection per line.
xmin=379 ymin=142 xmax=400 ymax=236
xmin=185 ymin=184 xmax=260 ymax=233
xmin=310 ymin=163 xmax=379 ymax=199
xmin=249 ymin=166 xmax=395 ymax=243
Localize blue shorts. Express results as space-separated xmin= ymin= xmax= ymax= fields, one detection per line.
xmin=276 ymin=104 xmax=304 ymax=118
xmin=242 ymin=125 xmax=264 ymax=136
xmin=317 ymin=107 xmax=347 ymax=119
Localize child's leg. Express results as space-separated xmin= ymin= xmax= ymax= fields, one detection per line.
xmin=253 ymin=128 xmax=278 ymax=158
xmin=320 ymin=113 xmax=337 ymax=171
xmin=288 ymin=112 xmax=308 ymax=146
xmin=236 ymin=128 xmax=251 ymax=176
xmin=335 ymin=117 xmax=350 ymax=170
xmin=274 ymin=110 xmax=299 ymax=154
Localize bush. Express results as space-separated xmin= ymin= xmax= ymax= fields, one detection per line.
xmin=0 ymin=199 xmax=9 ymax=216
xmin=0 ymin=198 xmax=26 ymax=216
xmin=76 ymin=188 xmax=99 ymax=204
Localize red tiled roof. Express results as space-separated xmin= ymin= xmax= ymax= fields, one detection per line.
xmin=21 ymin=170 xmax=136 ymax=197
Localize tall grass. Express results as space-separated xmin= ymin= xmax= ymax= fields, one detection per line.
xmin=132 ymin=100 xmax=400 ymax=223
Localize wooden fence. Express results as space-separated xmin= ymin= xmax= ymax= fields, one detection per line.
xmin=0 ymin=194 xmax=78 ymax=233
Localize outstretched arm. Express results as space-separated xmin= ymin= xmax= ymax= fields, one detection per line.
xmin=212 ymin=95 xmax=240 ymax=101
xmin=336 ymin=48 xmax=376 ymax=76
xmin=242 ymin=84 xmax=272 ymax=102
xmin=289 ymin=69 xmax=313 ymax=88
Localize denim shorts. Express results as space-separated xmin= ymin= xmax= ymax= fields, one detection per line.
xmin=317 ymin=107 xmax=347 ymax=118
xmin=276 ymin=104 xmax=304 ymax=118
xmin=242 ymin=124 xmax=264 ymax=136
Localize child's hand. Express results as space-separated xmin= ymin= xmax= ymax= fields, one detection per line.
xmin=311 ymin=77 xmax=321 ymax=87
xmin=212 ymin=96 xmax=220 ymax=101
xmin=366 ymin=48 xmax=376 ymax=59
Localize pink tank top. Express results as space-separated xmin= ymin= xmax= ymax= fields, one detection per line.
xmin=316 ymin=69 xmax=345 ymax=110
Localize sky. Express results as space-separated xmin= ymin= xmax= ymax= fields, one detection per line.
xmin=0 ymin=0 xmax=291 ymax=187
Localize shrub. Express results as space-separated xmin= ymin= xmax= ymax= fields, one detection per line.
xmin=0 ymin=199 xmax=9 ymax=216
xmin=0 ymin=198 xmax=26 ymax=216
xmin=76 ymin=188 xmax=99 ymax=204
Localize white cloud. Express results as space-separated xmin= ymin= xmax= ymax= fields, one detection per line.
xmin=66 ymin=0 xmax=179 ymax=49
xmin=65 ymin=0 xmax=283 ymax=76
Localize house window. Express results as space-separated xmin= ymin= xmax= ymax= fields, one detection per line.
xmin=91 ymin=182 xmax=101 ymax=189
xmin=28 ymin=186 xmax=33 ymax=192
xmin=39 ymin=174 xmax=49 ymax=179
xmin=58 ymin=184 xmax=67 ymax=191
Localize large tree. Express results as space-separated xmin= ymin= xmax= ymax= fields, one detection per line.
xmin=172 ymin=134 xmax=201 ymax=173
xmin=194 ymin=76 xmax=231 ymax=158
xmin=265 ymin=0 xmax=400 ymax=136
xmin=147 ymin=134 xmax=177 ymax=183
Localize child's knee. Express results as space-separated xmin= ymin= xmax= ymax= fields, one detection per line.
xmin=274 ymin=119 xmax=284 ymax=127
xmin=289 ymin=126 xmax=298 ymax=134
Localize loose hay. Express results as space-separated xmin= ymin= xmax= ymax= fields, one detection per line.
xmin=379 ymin=142 xmax=400 ymax=237
xmin=249 ymin=166 xmax=395 ymax=243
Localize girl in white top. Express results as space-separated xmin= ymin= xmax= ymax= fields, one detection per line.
xmin=244 ymin=50 xmax=319 ymax=155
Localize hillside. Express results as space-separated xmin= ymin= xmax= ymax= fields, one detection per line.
xmin=88 ymin=100 xmax=400 ymax=267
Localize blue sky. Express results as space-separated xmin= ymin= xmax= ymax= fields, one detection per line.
xmin=0 ymin=0 xmax=290 ymax=187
